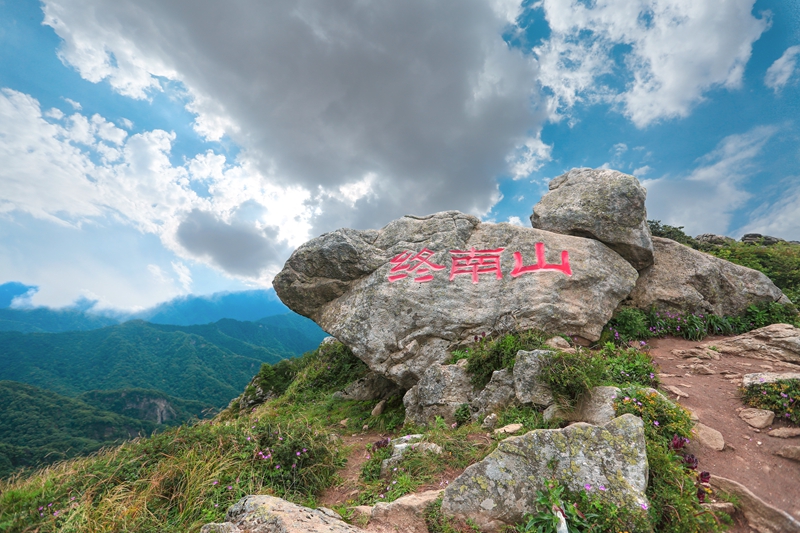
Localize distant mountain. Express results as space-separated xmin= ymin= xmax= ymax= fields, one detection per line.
xmin=130 ymin=289 xmax=290 ymax=325
xmin=0 ymin=284 xmax=293 ymax=333
xmin=0 ymin=315 xmax=325 ymax=407
xmin=0 ymin=380 xmax=156 ymax=478
xmin=77 ymin=388 xmax=208 ymax=425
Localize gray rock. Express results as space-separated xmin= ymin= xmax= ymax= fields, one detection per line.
xmin=380 ymin=434 xmax=442 ymax=477
xmin=710 ymin=476 xmax=800 ymax=533
xmin=370 ymin=489 xmax=443 ymax=533
xmin=274 ymin=211 xmax=638 ymax=388
xmin=403 ymin=364 xmax=475 ymax=425
xmin=743 ymin=371 xmax=800 ymax=388
xmin=571 ymin=386 xmax=621 ymax=426
xmin=441 ymin=414 xmax=650 ymax=532
xmin=625 ymin=237 xmax=788 ymax=317
xmin=776 ymin=445 xmax=800 ymax=462
xmin=333 ymin=371 xmax=402 ymax=401
xmin=471 ymin=369 xmax=517 ymax=421
xmin=705 ymin=325 xmax=800 ymax=365
xmin=530 ymin=168 xmax=653 ymax=270
xmin=482 ymin=413 xmax=498 ymax=430
xmin=768 ymin=427 xmax=800 ymax=438
xmin=200 ymin=495 xmax=361 ymax=533
xmin=513 ymin=350 xmax=555 ymax=407
xmin=696 ymin=233 xmax=735 ymax=245
xmin=693 ymin=423 xmax=725 ymax=451
xmin=493 ymin=423 xmax=523 ymax=435
xmin=742 ymin=233 xmax=786 ymax=246
xmin=739 ymin=408 xmax=775 ymax=429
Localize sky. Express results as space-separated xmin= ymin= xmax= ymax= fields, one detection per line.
xmin=0 ymin=0 xmax=798 ymax=311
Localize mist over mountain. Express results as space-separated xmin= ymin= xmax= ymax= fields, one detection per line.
xmin=0 ymin=284 xmax=292 ymax=333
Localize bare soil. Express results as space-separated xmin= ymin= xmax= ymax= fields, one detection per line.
xmin=648 ymin=336 xmax=800 ymax=522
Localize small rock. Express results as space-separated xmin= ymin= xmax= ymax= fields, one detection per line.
xmin=701 ymin=502 xmax=737 ymax=515
xmin=776 ymin=445 xmax=800 ymax=462
xmin=691 ymin=363 xmax=716 ymax=375
xmin=672 ymin=348 xmax=720 ymax=360
xmin=694 ymin=423 xmax=725 ymax=451
xmin=494 ymin=423 xmax=523 ymax=435
xmin=545 ymin=336 xmax=572 ymax=351
xmin=339 ymin=418 xmax=349 ymax=427
xmin=370 ymin=490 xmax=443 ymax=533
xmin=768 ymin=427 xmax=800 ymax=438
xmin=739 ymin=408 xmax=775 ymax=429
xmin=482 ymin=413 xmax=498 ymax=430
xmin=371 ymin=399 xmax=387 ymax=417
xmin=663 ymin=385 xmax=689 ymax=398
xmin=543 ymin=404 xmax=567 ymax=422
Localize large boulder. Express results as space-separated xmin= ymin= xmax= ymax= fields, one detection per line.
xmin=441 ymin=414 xmax=650 ymax=532
xmin=200 ymin=495 xmax=360 ymax=533
xmin=624 ymin=237 xmax=789 ymax=317
xmin=403 ymin=363 xmax=475 ymax=425
xmin=530 ymin=168 xmax=654 ymax=270
xmin=701 ymin=324 xmax=800 ymax=364
xmin=274 ymin=211 xmax=638 ymax=388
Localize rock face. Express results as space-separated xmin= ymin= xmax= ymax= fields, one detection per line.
xmin=703 ymin=324 xmax=800 ymax=364
xmin=743 ymin=371 xmax=800 ymax=388
xmin=530 ymin=168 xmax=654 ymax=270
xmin=332 ymin=371 xmax=402 ymax=401
xmin=403 ymin=363 xmax=474 ymax=425
xmin=696 ymin=233 xmax=735 ymax=245
xmin=274 ymin=211 xmax=638 ymax=388
xmin=200 ymin=495 xmax=359 ymax=533
xmin=470 ymin=369 xmax=517 ymax=421
xmin=441 ymin=414 xmax=649 ymax=532
xmin=625 ymin=237 xmax=788 ymax=317
xmin=709 ymin=476 xmax=800 ymax=533
xmin=513 ymin=350 xmax=555 ymax=407
xmin=369 ymin=489 xmax=443 ymax=533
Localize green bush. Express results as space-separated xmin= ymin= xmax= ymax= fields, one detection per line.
xmin=459 ymin=330 xmax=548 ymax=388
xmin=741 ymin=379 xmax=800 ymax=425
xmin=284 ymin=341 xmax=369 ymax=400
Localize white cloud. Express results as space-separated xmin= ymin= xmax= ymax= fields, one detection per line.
xmin=633 ymin=165 xmax=651 ymax=177
xmin=739 ymin=177 xmax=800 ymax=240
xmin=642 ymin=125 xmax=777 ymax=235
xmin=765 ymin=45 xmax=800 ymax=93
xmin=171 ymin=261 xmax=192 ymax=292
xmin=63 ymin=97 xmax=82 ymax=110
xmin=535 ymin=0 xmax=770 ymax=127
xmin=39 ymin=0 xmax=549 ymax=237
xmin=506 ymin=215 xmax=525 ymax=226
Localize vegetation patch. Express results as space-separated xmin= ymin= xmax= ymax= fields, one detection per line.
xmin=741 ymin=379 xmax=800 ymax=425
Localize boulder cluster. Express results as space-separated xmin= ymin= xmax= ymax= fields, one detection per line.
xmin=205 ymin=168 xmax=795 ymax=532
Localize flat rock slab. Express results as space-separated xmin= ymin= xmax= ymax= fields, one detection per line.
xmin=739 ymin=408 xmax=775 ymax=429
xmin=201 ymin=495 xmax=360 ymax=533
xmin=776 ymin=445 xmax=800 ymax=462
xmin=694 ymin=423 xmax=725 ymax=451
xmin=710 ymin=476 xmax=800 ymax=533
xmin=274 ymin=211 xmax=638 ymax=388
xmin=370 ymin=489 xmax=443 ymax=533
xmin=441 ymin=414 xmax=649 ymax=532
xmin=769 ymin=427 xmax=800 ymax=438
xmin=530 ymin=168 xmax=654 ymax=270
xmin=703 ymin=325 xmax=800 ymax=365
xmin=626 ymin=237 xmax=787 ymax=318
xmin=743 ymin=371 xmax=800 ymax=388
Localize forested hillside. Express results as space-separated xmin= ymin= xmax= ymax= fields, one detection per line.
xmin=0 ymin=381 xmax=156 ymax=478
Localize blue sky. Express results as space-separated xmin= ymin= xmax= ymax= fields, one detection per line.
xmin=0 ymin=0 xmax=798 ymax=310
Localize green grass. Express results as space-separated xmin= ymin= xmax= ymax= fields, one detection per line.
xmin=741 ymin=379 xmax=800 ymax=425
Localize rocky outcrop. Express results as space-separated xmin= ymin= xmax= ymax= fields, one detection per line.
xmin=702 ymin=324 xmax=800 ymax=364
xmin=200 ymin=495 xmax=359 ymax=533
xmin=741 ymin=233 xmax=786 ymax=246
xmin=469 ymin=369 xmax=516 ymax=422
xmin=513 ymin=350 xmax=555 ymax=407
xmin=441 ymin=414 xmax=649 ymax=532
xmin=403 ymin=363 xmax=474 ymax=425
xmin=709 ymin=476 xmax=800 ymax=533
xmin=274 ymin=211 xmax=638 ymax=388
xmin=696 ymin=233 xmax=735 ymax=245
xmin=530 ymin=168 xmax=654 ymax=270
xmin=368 ymin=490 xmax=443 ymax=533
xmin=625 ymin=237 xmax=789 ymax=317
xmin=380 ymin=434 xmax=442 ymax=477
xmin=332 ymin=371 xmax=402 ymax=401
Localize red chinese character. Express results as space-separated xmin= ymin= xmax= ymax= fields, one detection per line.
xmin=510 ymin=242 xmax=572 ymax=277
xmin=449 ymin=248 xmax=505 ymax=283
xmin=388 ymin=248 xmax=445 ymax=283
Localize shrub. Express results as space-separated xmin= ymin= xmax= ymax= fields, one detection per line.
xmin=283 ymin=341 xmax=369 ymax=400
xmin=741 ymin=379 xmax=800 ymax=425
xmin=537 ymin=350 xmax=606 ymax=408
xmin=460 ymin=330 xmax=548 ymax=388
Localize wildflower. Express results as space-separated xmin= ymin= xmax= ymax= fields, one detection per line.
xmin=276 ymin=465 xmax=281 ymax=469
xmin=292 ymin=464 xmax=296 ymax=469
xmin=227 ymin=486 xmax=233 ymax=490
xmin=584 ymin=484 xmax=592 ymax=491
xmin=781 ymin=393 xmax=788 ymax=398
xmin=683 ymin=454 xmax=699 ymax=470
xmin=699 ymin=471 xmax=710 ymax=483
xmin=213 ymin=481 xmax=219 ymax=485
xmin=599 ymin=485 xmax=607 ymax=491
xmin=641 ymin=502 xmax=648 ymax=511
xmin=302 ymin=448 xmax=307 ymax=453
xmin=38 ymin=507 xmax=43 ymax=511
xmin=247 ymin=436 xmax=251 ymax=441
xmin=296 ymin=451 xmax=301 ymax=456
xmin=214 ymin=504 xmax=219 ymax=508
xmin=670 ymin=435 xmax=689 ymax=451
xmin=653 ymin=421 xmax=659 ymax=427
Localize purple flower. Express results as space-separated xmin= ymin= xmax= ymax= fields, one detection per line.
xmin=653 ymin=420 xmax=660 ymax=426
xmin=584 ymin=484 xmax=592 ymax=491
xmin=296 ymin=451 xmax=301 ymax=456
xmin=641 ymin=502 xmax=648 ymax=510
xmin=599 ymin=485 xmax=607 ymax=491
xmin=699 ymin=471 xmax=711 ymax=483
xmin=276 ymin=465 xmax=281 ymax=469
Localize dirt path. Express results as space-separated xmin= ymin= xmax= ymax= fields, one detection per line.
xmin=648 ymin=336 xmax=800 ymax=521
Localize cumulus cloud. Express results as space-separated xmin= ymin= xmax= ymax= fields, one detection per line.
xmin=535 ymin=0 xmax=770 ymax=127
xmin=738 ymin=176 xmax=800 ymax=240
xmin=40 ymin=0 xmax=548 ymax=238
xmin=642 ymin=125 xmax=777 ymax=235
xmin=765 ymin=45 xmax=800 ymax=92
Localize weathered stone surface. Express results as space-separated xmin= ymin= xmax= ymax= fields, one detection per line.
xmin=470 ymin=369 xmax=517 ymax=421
xmin=441 ymin=414 xmax=649 ymax=532
xmin=671 ymin=347 xmax=720 ymax=360
xmin=696 ymin=233 xmax=735 ymax=245
xmin=493 ymin=423 xmax=523 ymax=435
xmin=769 ymin=427 xmax=800 ymax=438
xmin=739 ymin=408 xmax=775 ymax=429
xmin=274 ymin=211 xmax=638 ymax=388
xmin=571 ymin=386 xmax=621 ymax=426
xmin=704 ymin=325 xmax=800 ymax=365
xmin=200 ymin=495 xmax=360 ymax=533
xmin=625 ymin=237 xmax=788 ymax=317
xmin=693 ymin=423 xmax=725 ymax=451
xmin=513 ymin=350 xmax=554 ymax=406
xmin=403 ymin=363 xmax=474 ymax=425
xmin=710 ymin=476 xmax=800 ymax=533
xmin=743 ymin=371 xmax=800 ymax=388
xmin=530 ymin=168 xmax=654 ymax=270
xmin=545 ymin=336 xmax=573 ymax=351
xmin=370 ymin=490 xmax=443 ymax=533
xmin=380 ymin=434 xmax=442 ymax=477
xmin=776 ymin=445 xmax=800 ymax=462
xmin=742 ymin=233 xmax=786 ymax=246
xmin=333 ymin=371 xmax=402 ymax=401
xmin=482 ymin=413 xmax=498 ymax=430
